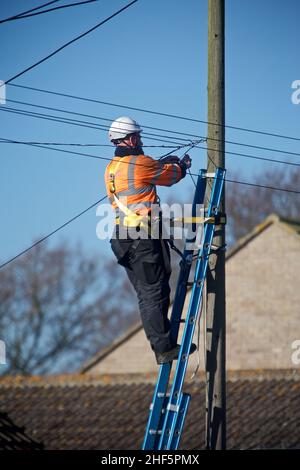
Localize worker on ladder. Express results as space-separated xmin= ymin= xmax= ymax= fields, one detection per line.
xmin=105 ymin=116 xmax=196 ymax=364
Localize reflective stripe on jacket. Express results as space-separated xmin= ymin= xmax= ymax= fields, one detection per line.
xmin=104 ymin=154 xmax=184 ymax=216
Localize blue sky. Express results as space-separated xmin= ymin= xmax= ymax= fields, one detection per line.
xmin=1 ymin=0 xmax=299 ymax=264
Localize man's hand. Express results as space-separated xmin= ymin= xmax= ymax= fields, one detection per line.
xmin=160 ymin=155 xmax=180 ymax=164
xmin=180 ymin=154 xmax=192 ymax=169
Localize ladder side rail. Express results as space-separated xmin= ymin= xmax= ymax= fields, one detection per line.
xmin=169 ymin=170 xmax=207 ymax=341
xmin=158 ymin=168 xmax=225 ymax=450
xmin=169 ymin=393 xmax=191 ymax=450
xmin=142 ymin=170 xmax=207 ymax=450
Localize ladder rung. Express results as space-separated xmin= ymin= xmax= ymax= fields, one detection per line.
xmin=187 ymin=280 xmax=204 ymax=287
xmin=171 ymin=216 xmax=221 ymax=225
xmin=149 ymin=429 xmax=162 ymax=435
xmin=167 ymin=403 xmax=180 ymax=413
xmin=157 ymin=392 xmax=170 ymax=398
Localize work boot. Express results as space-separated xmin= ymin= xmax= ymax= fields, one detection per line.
xmin=155 ymin=343 xmax=197 ymax=365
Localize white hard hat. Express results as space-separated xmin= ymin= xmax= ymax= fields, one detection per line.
xmin=108 ymin=116 xmax=142 ymax=141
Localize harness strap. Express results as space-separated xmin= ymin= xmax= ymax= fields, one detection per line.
xmin=109 ymin=157 xmax=151 ymax=229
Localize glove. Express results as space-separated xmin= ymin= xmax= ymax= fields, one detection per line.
xmin=180 ymin=154 xmax=192 ymax=169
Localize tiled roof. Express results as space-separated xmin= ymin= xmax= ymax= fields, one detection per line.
xmin=0 ymin=370 xmax=299 ymax=450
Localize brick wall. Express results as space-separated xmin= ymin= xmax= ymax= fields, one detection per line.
xmin=226 ymin=222 xmax=300 ymax=369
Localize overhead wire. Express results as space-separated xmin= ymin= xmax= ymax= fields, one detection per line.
xmin=2 ymin=106 xmax=300 ymax=167
xmin=1 ymin=137 xmax=300 ymax=195
xmin=0 ymin=196 xmax=107 ymax=270
xmin=0 ymin=140 xmax=179 ymax=149
xmin=3 ymin=98 xmax=300 ymax=160
xmin=7 ymin=82 xmax=300 ymax=144
xmin=0 ymin=109 xmax=186 ymax=146
xmin=0 ymin=107 xmax=190 ymax=145
xmin=0 ymin=1 xmax=60 ymax=24
xmin=1 ymin=0 xmax=101 ymax=23
xmin=195 ymin=145 xmax=300 ymax=168
xmin=0 ymin=137 xmax=196 ymax=163
xmin=3 ymin=135 xmax=300 ymax=167
xmin=5 ymin=98 xmax=203 ymax=141
xmin=1 ymin=0 xmax=138 ymax=86
xmin=185 ymin=141 xmax=202 ymax=188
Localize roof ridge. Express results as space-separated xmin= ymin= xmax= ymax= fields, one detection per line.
xmin=1 ymin=369 xmax=299 ymax=388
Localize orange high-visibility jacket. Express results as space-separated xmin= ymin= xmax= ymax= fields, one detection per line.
xmin=104 ymin=154 xmax=184 ymax=216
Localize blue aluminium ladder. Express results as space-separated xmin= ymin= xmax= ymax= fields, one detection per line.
xmin=142 ymin=167 xmax=226 ymax=450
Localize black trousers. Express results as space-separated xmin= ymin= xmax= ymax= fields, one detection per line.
xmin=110 ymin=235 xmax=174 ymax=354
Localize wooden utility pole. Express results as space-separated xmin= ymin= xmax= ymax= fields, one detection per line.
xmin=205 ymin=0 xmax=226 ymax=450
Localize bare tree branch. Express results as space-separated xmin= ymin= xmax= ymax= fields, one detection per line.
xmin=0 ymin=240 xmax=136 ymax=375
xmin=226 ymin=166 xmax=300 ymax=245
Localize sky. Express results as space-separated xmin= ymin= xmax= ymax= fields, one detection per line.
xmin=1 ymin=0 xmax=300 ymax=265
